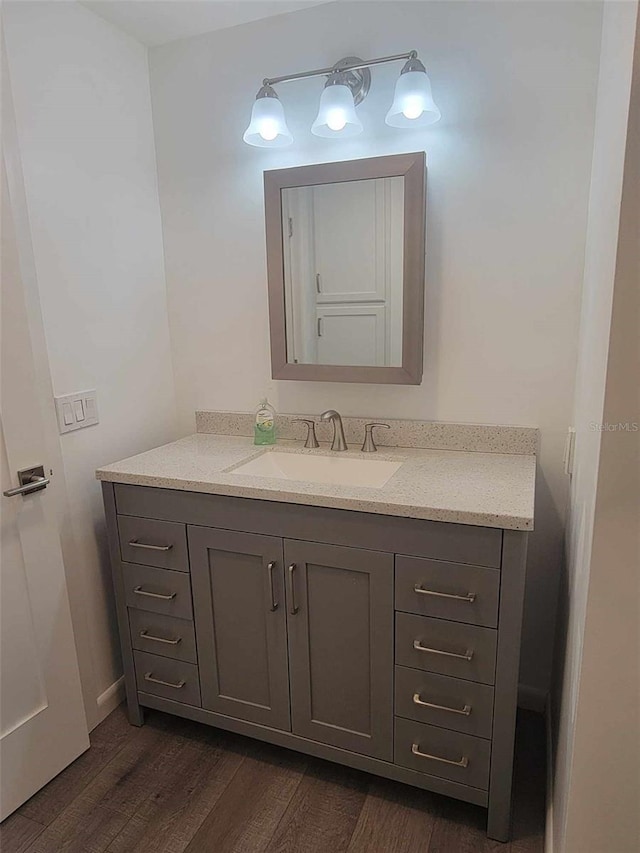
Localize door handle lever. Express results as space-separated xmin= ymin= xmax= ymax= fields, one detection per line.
xmin=3 ymin=465 xmax=49 ymax=497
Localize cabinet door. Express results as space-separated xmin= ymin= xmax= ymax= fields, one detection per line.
xmin=284 ymin=540 xmax=393 ymax=760
xmin=312 ymin=180 xmax=382 ymax=303
xmin=316 ymin=304 xmax=386 ymax=366
xmin=189 ymin=527 xmax=290 ymax=730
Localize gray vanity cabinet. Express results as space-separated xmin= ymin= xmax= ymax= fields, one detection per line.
xmin=188 ymin=527 xmax=291 ymax=730
xmin=284 ymin=540 xmax=393 ymax=760
xmin=102 ymin=482 xmax=529 ymax=843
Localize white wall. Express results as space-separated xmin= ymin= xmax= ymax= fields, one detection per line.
xmin=148 ymin=0 xmax=604 ymax=695
xmin=3 ymin=1 xmax=178 ymax=728
xmin=552 ymin=4 xmax=639 ymax=851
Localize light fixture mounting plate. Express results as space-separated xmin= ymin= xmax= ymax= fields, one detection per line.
xmin=332 ymin=56 xmax=371 ymax=106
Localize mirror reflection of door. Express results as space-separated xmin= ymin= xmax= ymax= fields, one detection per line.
xmin=282 ymin=176 xmax=404 ymax=367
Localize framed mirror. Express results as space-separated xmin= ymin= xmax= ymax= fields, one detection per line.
xmin=265 ymin=152 xmax=426 ymax=384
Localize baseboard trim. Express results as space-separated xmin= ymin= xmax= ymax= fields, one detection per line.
xmin=545 ymin=698 xmax=554 ymax=853
xmin=518 ymin=683 xmax=548 ymax=714
xmin=94 ymin=676 xmax=125 ymax=728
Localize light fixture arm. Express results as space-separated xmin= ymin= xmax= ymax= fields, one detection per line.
xmin=262 ymin=50 xmax=418 ymax=88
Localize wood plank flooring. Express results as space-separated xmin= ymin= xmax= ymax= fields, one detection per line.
xmin=1 ymin=707 xmax=545 ymax=853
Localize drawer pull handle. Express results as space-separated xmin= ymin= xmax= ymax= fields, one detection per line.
xmin=413 ymin=693 xmax=472 ymax=716
xmin=144 ymin=672 xmax=185 ymax=689
xmin=413 ymin=640 xmax=474 ymax=661
xmin=267 ymin=561 xmax=278 ymax=611
xmin=288 ymin=564 xmax=298 ymax=615
xmin=129 ymin=539 xmax=173 ymax=552
xmin=139 ymin=630 xmax=182 ymax=646
xmin=133 ymin=586 xmax=177 ymax=601
xmin=411 ymin=743 xmax=469 ymax=768
xmin=414 ymin=585 xmax=476 ymax=603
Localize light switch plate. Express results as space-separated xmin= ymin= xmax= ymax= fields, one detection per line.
xmin=55 ymin=390 xmax=99 ymax=434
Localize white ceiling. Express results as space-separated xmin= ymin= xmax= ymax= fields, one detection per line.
xmin=82 ymin=0 xmax=331 ymax=47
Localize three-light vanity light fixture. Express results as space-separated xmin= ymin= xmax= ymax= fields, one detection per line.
xmin=243 ymin=51 xmax=440 ymax=147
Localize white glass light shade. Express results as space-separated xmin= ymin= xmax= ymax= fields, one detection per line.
xmin=311 ymin=84 xmax=362 ymax=138
xmin=385 ymin=70 xmax=441 ymax=128
xmin=243 ymin=94 xmax=293 ymax=147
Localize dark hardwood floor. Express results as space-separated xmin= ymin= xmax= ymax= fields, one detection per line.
xmin=1 ymin=707 xmax=545 ymax=853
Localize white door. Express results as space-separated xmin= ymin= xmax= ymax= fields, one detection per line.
xmin=316 ymin=304 xmax=386 ymax=366
xmin=313 ymin=179 xmax=383 ymax=303
xmin=1 ymin=139 xmax=89 ymax=818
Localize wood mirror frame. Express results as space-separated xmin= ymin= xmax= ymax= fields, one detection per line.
xmin=264 ymin=151 xmax=426 ymax=384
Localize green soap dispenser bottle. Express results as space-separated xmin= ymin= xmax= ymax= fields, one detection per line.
xmin=254 ymin=398 xmax=277 ymax=445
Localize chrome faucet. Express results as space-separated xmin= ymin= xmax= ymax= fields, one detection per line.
xmin=320 ymin=410 xmax=348 ymax=451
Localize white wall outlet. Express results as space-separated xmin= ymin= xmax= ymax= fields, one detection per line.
xmin=55 ymin=390 xmax=99 ymax=434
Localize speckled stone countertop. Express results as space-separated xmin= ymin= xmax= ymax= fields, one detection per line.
xmin=196 ymin=411 xmax=539 ymax=455
xmin=96 ymin=434 xmax=536 ymax=531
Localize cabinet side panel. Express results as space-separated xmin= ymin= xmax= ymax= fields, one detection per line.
xmin=487 ymin=530 xmax=528 ymax=841
xmin=101 ymin=482 xmax=143 ymax=726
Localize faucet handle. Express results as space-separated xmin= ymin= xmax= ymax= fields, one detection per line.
xmin=292 ymin=418 xmax=319 ymax=449
xmin=361 ymin=423 xmax=390 ymax=453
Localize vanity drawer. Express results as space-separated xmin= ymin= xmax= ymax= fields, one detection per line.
xmin=123 ymin=564 xmax=193 ymax=620
xmin=395 ymin=613 xmax=497 ymax=685
xmin=395 ymin=556 xmax=499 ymax=628
xmin=394 ymin=717 xmax=491 ymax=790
xmin=118 ymin=516 xmax=188 ymax=572
xmin=134 ymin=650 xmax=201 ymax=707
xmin=129 ymin=609 xmax=197 ymax=664
xmin=394 ymin=666 xmax=494 ymax=739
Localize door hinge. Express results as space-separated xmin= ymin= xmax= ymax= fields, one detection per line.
xmin=288 ymin=217 xmax=293 ymax=238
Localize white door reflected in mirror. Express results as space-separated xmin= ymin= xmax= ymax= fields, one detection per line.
xmin=282 ymin=176 xmax=404 ymax=368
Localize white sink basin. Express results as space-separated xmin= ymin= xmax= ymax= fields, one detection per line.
xmin=231 ymin=451 xmax=402 ymax=489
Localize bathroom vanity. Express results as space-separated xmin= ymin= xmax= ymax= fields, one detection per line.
xmin=97 ymin=415 xmax=536 ymax=842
